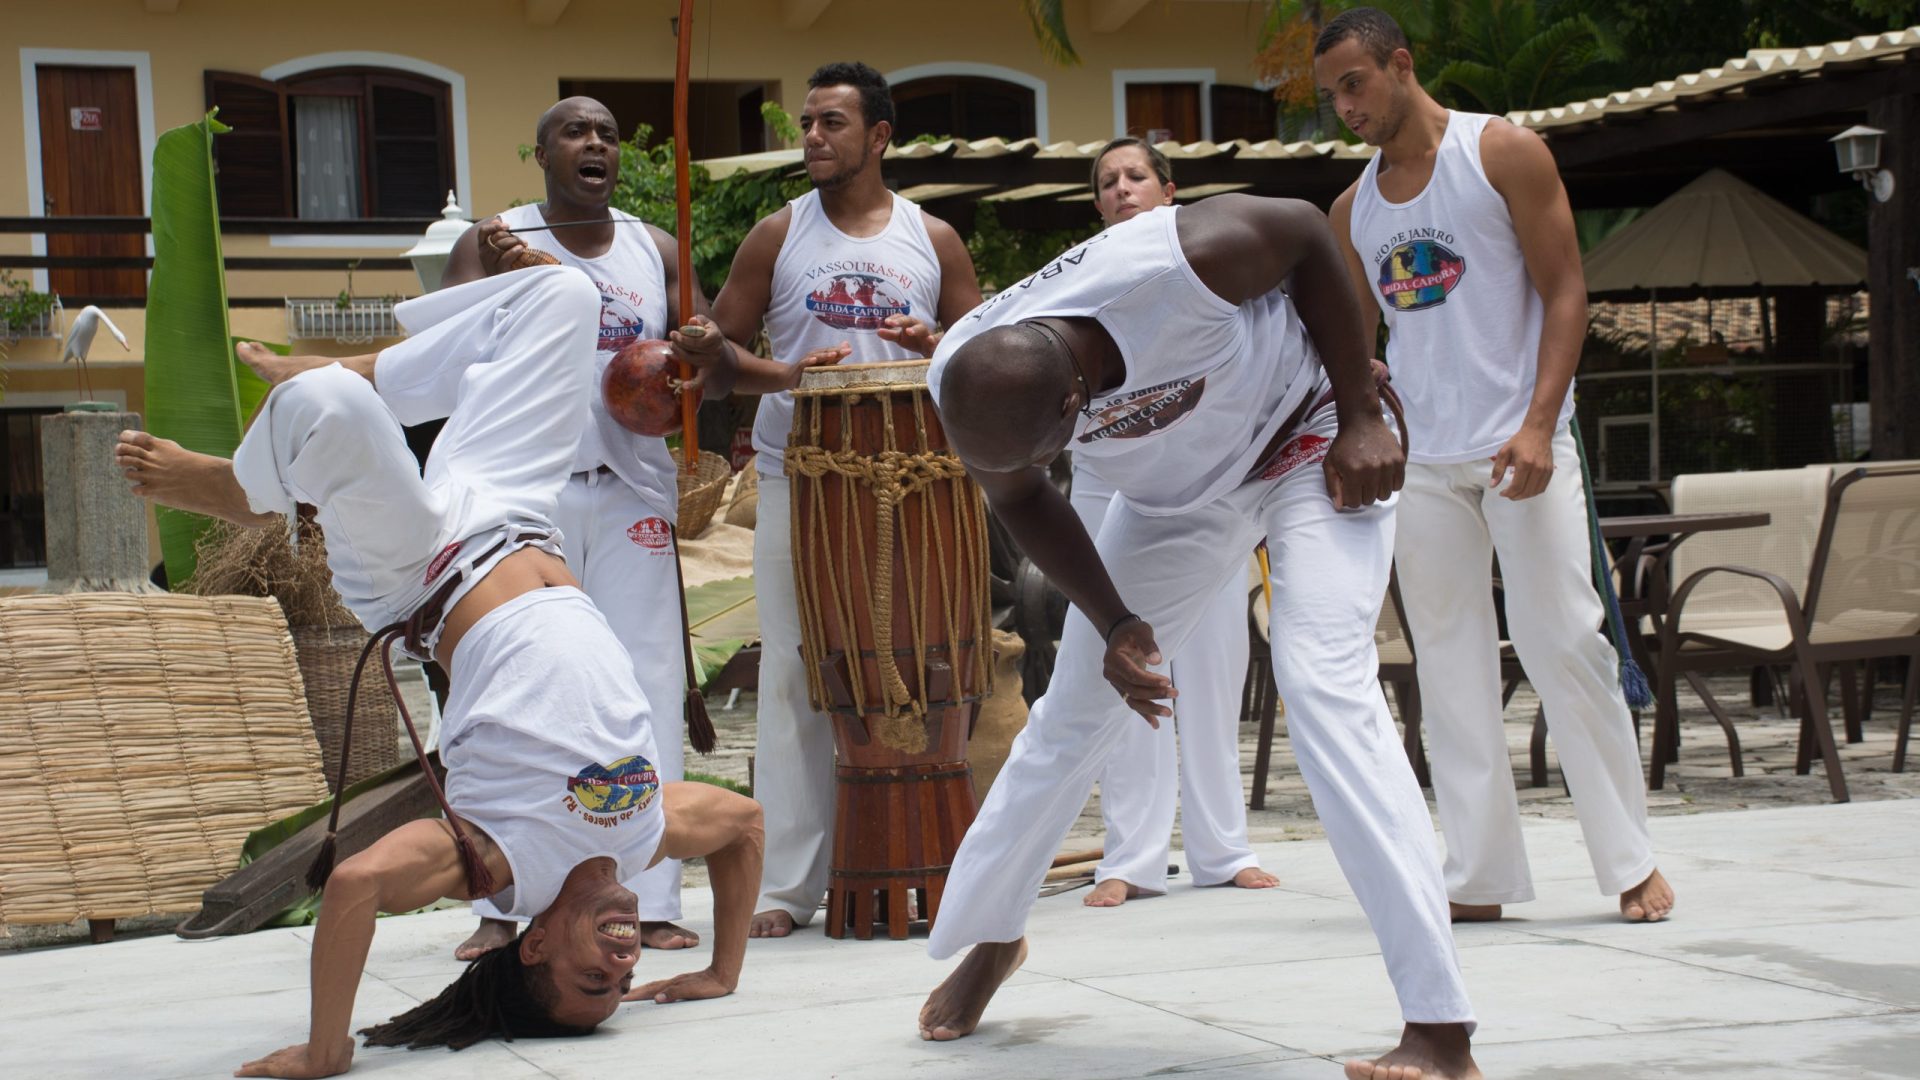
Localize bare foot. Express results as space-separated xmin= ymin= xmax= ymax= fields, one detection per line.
xmin=749 ymin=909 xmax=795 ymax=938
xmin=918 ymin=938 xmax=1028 ymax=1041
xmin=1620 ymin=867 xmax=1674 ymax=922
xmin=237 ymin=340 xmax=375 ymax=387
xmin=641 ymin=921 xmax=701 ymax=949
xmin=454 ymin=917 xmax=516 ymax=962
xmin=1231 ymin=866 xmax=1280 ymax=889
xmin=1344 ymin=1022 xmax=1482 ymax=1079
xmin=1083 ymin=879 xmax=1147 ymax=908
xmin=1449 ymin=902 xmax=1502 ymax=923
xmin=115 ymin=431 xmax=276 ymax=526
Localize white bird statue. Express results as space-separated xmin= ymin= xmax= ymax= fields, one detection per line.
xmin=58 ymin=305 xmax=130 ymax=401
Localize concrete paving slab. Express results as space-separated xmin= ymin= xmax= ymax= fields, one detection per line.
xmin=3 ymin=801 xmax=1917 ymax=1079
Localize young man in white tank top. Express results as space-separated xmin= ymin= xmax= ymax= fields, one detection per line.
xmin=1318 ymin=8 xmax=1674 ymax=930
xmin=115 ymin=266 xmax=764 ymax=1077
xmin=709 ymin=62 xmax=983 ymax=939
xmin=917 ymin=195 xmax=1481 ymax=1080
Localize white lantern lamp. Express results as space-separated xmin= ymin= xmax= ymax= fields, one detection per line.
xmin=1830 ymin=125 xmax=1894 ymax=203
xmin=404 ymin=191 xmax=472 ymax=293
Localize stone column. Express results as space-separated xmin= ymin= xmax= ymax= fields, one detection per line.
xmin=38 ymin=403 xmax=160 ymax=594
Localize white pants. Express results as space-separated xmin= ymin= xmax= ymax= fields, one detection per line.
xmin=1070 ymin=470 xmax=1259 ymax=892
xmin=232 ymin=266 xmax=596 ymax=627
xmin=929 ymin=411 xmax=1474 ymax=1028
xmin=474 ymin=472 xmax=689 ymax=923
xmin=750 ymin=468 xmax=837 ymax=923
xmin=1394 ymin=424 xmax=1655 ymax=904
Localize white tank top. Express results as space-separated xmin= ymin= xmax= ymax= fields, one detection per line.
xmin=441 ymin=587 xmax=666 ymax=919
xmin=1348 ymin=111 xmax=1572 ymax=464
xmin=929 ymin=205 xmax=1318 ymax=516
xmin=753 ymin=189 xmax=943 ymax=473
xmin=496 ymin=204 xmax=677 ymax=516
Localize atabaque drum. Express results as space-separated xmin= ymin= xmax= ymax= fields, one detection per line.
xmin=786 ymin=359 xmax=992 ymax=940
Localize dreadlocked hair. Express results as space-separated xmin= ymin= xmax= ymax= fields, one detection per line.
xmin=357 ymin=931 xmax=594 ymax=1051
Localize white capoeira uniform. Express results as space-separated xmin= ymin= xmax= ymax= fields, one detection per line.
xmin=751 ymin=189 xmax=942 ymax=924
xmin=1070 ymin=463 xmax=1260 ymax=893
xmin=232 ymin=266 xmax=667 ymax=912
xmin=925 ymin=207 xmax=1474 ymax=1028
xmin=1350 ymin=111 xmax=1655 ymax=905
xmin=469 ymin=204 xmax=689 ymax=925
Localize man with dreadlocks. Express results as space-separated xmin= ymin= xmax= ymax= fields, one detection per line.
xmin=113 ymin=264 xmax=764 ymax=1079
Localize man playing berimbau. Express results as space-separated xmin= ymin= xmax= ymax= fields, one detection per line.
xmin=917 ymin=194 xmax=1483 ymax=1079
xmin=115 ymin=264 xmax=763 ymax=1078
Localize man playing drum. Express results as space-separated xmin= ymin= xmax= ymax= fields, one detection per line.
xmin=918 ymin=195 xmax=1483 ymax=1080
xmin=708 ymin=60 xmax=982 ymax=938
xmin=116 ymin=266 xmax=765 ymax=1077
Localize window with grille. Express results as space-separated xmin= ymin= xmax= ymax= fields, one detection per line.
xmin=205 ymin=68 xmax=453 ymax=219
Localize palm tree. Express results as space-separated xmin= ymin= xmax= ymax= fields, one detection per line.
xmin=1424 ymin=0 xmax=1621 ymax=114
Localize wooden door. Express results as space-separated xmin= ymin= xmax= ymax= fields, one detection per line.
xmin=36 ymin=66 xmax=145 ymax=301
xmin=1125 ymin=83 xmax=1202 ymax=144
xmin=0 ymin=410 xmax=53 ymax=569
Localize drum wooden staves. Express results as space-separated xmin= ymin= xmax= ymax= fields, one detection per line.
xmin=786 ymin=360 xmax=992 ymax=940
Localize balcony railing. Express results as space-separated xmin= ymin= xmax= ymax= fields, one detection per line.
xmin=286 ymin=297 xmax=401 ymax=344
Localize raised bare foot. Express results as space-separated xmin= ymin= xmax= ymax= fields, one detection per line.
xmin=454 ymin=917 xmax=516 ymax=962
xmin=1231 ymin=866 xmax=1280 ymax=889
xmin=641 ymin=921 xmax=701 ymax=949
xmin=115 ymin=430 xmax=276 ymax=526
xmin=1620 ymin=867 xmax=1674 ymax=922
xmin=1083 ymin=879 xmax=1145 ymax=908
xmin=749 ymin=909 xmax=795 ymax=938
xmin=1344 ymin=1022 xmax=1482 ymax=1080
xmin=918 ymin=938 xmax=1028 ymax=1041
xmin=1449 ymin=902 xmax=1502 ymax=923
xmin=236 ymin=340 xmax=375 ymax=387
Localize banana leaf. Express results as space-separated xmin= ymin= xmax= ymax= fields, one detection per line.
xmin=145 ymin=110 xmax=240 ymax=588
xmin=230 ymin=336 xmax=283 ymax=422
xmin=685 ymin=574 xmax=756 ymax=686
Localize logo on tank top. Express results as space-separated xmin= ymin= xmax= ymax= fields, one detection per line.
xmin=1257 ymin=433 xmax=1330 ymax=481
xmin=627 ymin=516 xmax=672 ymax=552
xmin=563 ymin=755 xmax=659 ymax=827
xmin=1373 ymin=230 xmax=1466 ymax=311
xmin=804 ymin=272 xmax=912 ymax=331
xmin=424 ymin=542 xmax=462 ymax=584
xmin=596 ymin=283 xmax=648 ymax=353
xmin=1076 ymin=377 xmax=1205 ymax=443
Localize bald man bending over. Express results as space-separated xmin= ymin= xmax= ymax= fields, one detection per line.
xmin=917 ymin=195 xmax=1482 ymax=1080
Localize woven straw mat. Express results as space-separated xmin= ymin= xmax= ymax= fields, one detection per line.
xmin=0 ymin=593 xmax=328 ymax=926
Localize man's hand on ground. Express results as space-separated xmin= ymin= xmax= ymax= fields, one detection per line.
xmin=1491 ymin=424 xmax=1554 ymax=500
xmin=234 ymin=1039 xmax=353 ymax=1079
xmin=627 ymin=966 xmax=737 ymax=1004
xmin=1102 ymin=618 xmax=1173 ymax=727
xmin=1324 ymin=412 xmax=1405 ymax=510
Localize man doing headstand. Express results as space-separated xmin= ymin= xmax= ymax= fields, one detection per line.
xmin=117 ymin=266 xmax=763 ymax=1078
xmin=917 ymin=194 xmax=1481 ymax=1079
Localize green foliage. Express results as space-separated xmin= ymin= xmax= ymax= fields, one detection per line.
xmin=1021 ymin=0 xmax=1081 ymax=66
xmin=146 ymin=110 xmax=245 ymax=589
xmin=966 ymin=203 xmax=1100 ymax=293
xmin=686 ymin=770 xmax=752 ymax=797
xmin=1425 ymin=0 xmax=1623 ymax=113
xmin=0 ymin=269 xmax=56 ymax=336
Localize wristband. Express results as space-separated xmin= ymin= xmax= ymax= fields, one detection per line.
xmin=1104 ymin=612 xmax=1142 ymax=644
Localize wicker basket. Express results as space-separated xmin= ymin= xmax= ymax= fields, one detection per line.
xmin=291 ymin=624 xmax=401 ymax=793
xmin=674 ymin=448 xmax=733 ymax=539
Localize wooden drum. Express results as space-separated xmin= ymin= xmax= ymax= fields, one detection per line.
xmin=786 ymin=360 xmax=992 ymax=940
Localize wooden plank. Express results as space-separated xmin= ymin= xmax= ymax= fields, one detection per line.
xmin=174 ymin=765 xmax=441 ymax=939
